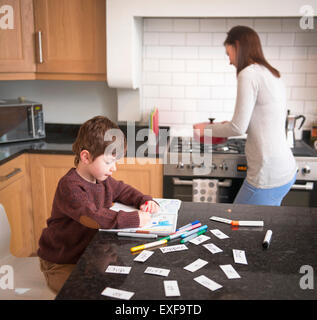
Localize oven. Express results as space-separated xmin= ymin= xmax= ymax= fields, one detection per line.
xmin=281 ymin=155 xmax=317 ymax=207
xmin=163 ymin=176 xmax=243 ymax=203
xmin=163 ymin=137 xmax=317 ymax=207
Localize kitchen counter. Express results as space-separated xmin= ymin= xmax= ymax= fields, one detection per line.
xmin=0 ymin=123 xmax=170 ymax=165
xmin=56 ymin=202 xmax=317 ymax=300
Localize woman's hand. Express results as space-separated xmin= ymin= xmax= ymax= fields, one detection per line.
xmin=140 ymin=200 xmax=160 ymax=214
xmin=193 ymin=122 xmax=209 ymax=137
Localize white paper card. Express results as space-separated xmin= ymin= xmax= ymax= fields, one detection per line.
xmin=203 ymin=243 xmax=223 ymax=254
xmin=189 ymin=235 xmax=210 ymax=245
xmin=210 ymin=216 xmax=232 ymax=224
xmin=105 ymin=265 xmax=131 ymax=274
xmin=134 ymin=250 xmax=154 ymax=262
xmin=232 ymin=249 xmax=248 ymax=265
xmin=101 ymin=287 xmax=134 ymax=300
xmin=184 ymin=258 xmax=208 ymax=272
xmin=220 ymin=264 xmax=241 ymax=279
xmin=164 ymin=280 xmax=181 ymax=297
xmin=210 ymin=229 xmax=229 ymax=239
xmin=144 ymin=266 xmax=170 ymax=277
xmin=160 ymin=244 xmax=188 ymax=253
xmin=194 ymin=275 xmax=222 ymax=291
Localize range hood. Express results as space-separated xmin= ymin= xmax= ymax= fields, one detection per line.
xmin=106 ymin=0 xmax=313 ymax=121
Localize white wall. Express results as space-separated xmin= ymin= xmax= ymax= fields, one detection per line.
xmin=0 ymin=80 xmax=117 ymax=124
xmin=141 ymin=17 xmax=317 ymax=137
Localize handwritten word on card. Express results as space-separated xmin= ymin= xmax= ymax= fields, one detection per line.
xmin=232 ymin=249 xmax=248 ymax=265
xmin=105 ymin=265 xmax=131 ymax=274
xmin=219 ymin=264 xmax=241 ymax=279
xmin=203 ymin=243 xmax=223 ymax=254
xmin=164 ymin=280 xmax=181 ymax=297
xmin=184 ymin=258 xmax=208 ymax=273
xmin=144 ymin=266 xmax=170 ymax=277
xmin=101 ymin=287 xmax=134 ymax=300
xmin=189 ymin=235 xmax=210 ymax=245
xmin=194 ymin=275 xmax=222 ymax=292
xmin=210 ymin=229 xmax=229 ymax=239
xmin=160 ymin=244 xmax=188 ymax=253
xmin=134 ymin=250 xmax=154 ymax=262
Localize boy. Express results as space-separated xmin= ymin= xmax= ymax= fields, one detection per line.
xmin=38 ymin=116 xmax=159 ymax=294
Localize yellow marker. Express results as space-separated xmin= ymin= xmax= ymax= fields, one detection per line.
xmin=130 ymin=239 xmax=168 ymax=252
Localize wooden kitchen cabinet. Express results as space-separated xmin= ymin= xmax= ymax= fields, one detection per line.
xmin=0 ymin=155 xmax=35 ymax=257
xmin=112 ymin=157 xmax=163 ymax=198
xmin=29 ymin=154 xmax=74 ymax=249
xmin=0 ymin=0 xmax=106 ymax=81
xmin=33 ymin=0 xmax=106 ymax=81
xmin=0 ymin=0 xmax=36 ymax=80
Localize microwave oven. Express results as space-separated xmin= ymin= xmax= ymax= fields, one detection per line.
xmin=0 ymin=99 xmax=45 ymax=144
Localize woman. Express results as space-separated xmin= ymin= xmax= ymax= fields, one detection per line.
xmin=194 ymin=26 xmax=297 ymax=206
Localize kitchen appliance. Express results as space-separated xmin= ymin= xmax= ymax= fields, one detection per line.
xmin=0 ymin=99 xmax=45 ymax=144
xmin=163 ymin=136 xmax=317 ymax=207
xmin=285 ymin=110 xmax=305 ymax=148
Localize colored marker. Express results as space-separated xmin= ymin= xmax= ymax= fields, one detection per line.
xmin=231 ymin=220 xmax=264 ymax=227
xmin=172 ymin=222 xmax=202 ymax=235
xmin=180 ymin=229 xmax=207 ymax=244
xmin=262 ymin=230 xmax=273 ymax=248
xmin=117 ymin=232 xmax=158 ymax=239
xmin=180 ymin=225 xmax=208 ymax=238
xmin=159 ymin=232 xmax=186 ymax=242
xmin=130 ymin=239 xmax=168 ymax=252
xmin=176 ymin=220 xmax=200 ymax=231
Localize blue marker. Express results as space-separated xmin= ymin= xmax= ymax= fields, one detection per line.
xmin=180 ymin=225 xmax=208 ymax=238
xmin=176 ymin=220 xmax=200 ymax=231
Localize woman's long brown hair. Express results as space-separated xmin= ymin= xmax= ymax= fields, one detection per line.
xmin=224 ymin=25 xmax=280 ymax=78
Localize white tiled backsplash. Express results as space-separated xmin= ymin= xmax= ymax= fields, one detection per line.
xmin=141 ymin=18 xmax=317 ymax=137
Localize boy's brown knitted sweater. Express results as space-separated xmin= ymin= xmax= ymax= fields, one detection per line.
xmin=37 ymin=168 xmax=152 ymax=264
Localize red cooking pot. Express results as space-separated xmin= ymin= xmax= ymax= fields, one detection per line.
xmin=193 ymin=118 xmax=227 ymax=145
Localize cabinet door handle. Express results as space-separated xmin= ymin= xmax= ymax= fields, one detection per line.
xmin=37 ymin=31 xmax=43 ymax=64
xmin=0 ymin=168 xmax=22 ymax=182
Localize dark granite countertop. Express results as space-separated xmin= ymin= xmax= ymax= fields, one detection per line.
xmin=0 ymin=123 xmax=170 ymax=165
xmin=56 ymin=202 xmax=317 ymax=300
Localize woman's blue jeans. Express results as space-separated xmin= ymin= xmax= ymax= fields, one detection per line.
xmin=234 ymin=173 xmax=297 ymax=206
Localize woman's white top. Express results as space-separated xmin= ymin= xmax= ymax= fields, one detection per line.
xmin=207 ymin=64 xmax=297 ymax=188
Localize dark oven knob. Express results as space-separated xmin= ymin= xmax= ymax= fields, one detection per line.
xmin=302 ymin=165 xmax=311 ymax=174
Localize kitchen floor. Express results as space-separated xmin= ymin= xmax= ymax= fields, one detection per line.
xmin=0 ymin=256 xmax=55 ymax=300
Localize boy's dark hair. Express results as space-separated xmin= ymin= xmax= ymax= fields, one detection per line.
xmin=72 ymin=116 xmax=126 ymax=166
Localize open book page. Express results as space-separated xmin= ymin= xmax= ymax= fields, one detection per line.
xmin=99 ymin=198 xmax=181 ymax=235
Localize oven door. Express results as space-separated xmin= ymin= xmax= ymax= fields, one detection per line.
xmin=163 ymin=176 xmax=243 ymax=203
xmin=281 ymin=180 xmax=317 ymax=207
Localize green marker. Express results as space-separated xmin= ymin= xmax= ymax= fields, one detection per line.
xmin=159 ymin=231 xmax=189 ymax=242
xmin=180 ymin=229 xmax=207 ymax=244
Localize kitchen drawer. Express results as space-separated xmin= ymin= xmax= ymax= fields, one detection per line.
xmin=0 ymin=155 xmax=27 ymax=190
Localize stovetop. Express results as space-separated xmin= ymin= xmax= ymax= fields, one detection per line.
xmin=169 ymin=136 xmax=246 ymax=154
xmin=168 ymin=136 xmax=317 ymax=158
xmin=165 ymin=137 xmax=317 ymax=180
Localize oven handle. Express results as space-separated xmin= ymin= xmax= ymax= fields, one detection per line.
xmin=291 ymin=182 xmax=314 ymax=191
xmin=172 ymin=177 xmax=232 ymax=188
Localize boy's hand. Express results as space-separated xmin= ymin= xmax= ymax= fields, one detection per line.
xmin=140 ymin=201 xmax=159 ymax=213
xmin=138 ymin=211 xmax=151 ymax=227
